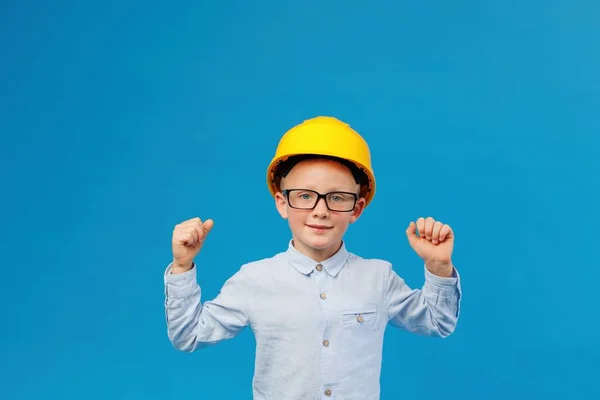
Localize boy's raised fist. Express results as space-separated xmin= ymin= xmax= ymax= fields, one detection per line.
xmin=171 ymin=217 xmax=214 ymax=273
xmin=406 ymin=216 xmax=454 ymax=277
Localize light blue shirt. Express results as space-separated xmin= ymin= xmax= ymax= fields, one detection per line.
xmin=164 ymin=241 xmax=462 ymax=399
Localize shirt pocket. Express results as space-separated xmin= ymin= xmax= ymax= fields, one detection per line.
xmin=341 ymin=305 xmax=378 ymax=329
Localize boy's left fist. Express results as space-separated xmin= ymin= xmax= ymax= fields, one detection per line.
xmin=406 ymin=217 xmax=454 ymax=277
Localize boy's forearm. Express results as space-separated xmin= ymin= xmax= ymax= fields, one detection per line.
xmin=164 ymin=265 xmax=252 ymax=351
xmin=422 ymin=266 xmax=461 ymax=336
xmin=387 ymin=265 xmax=461 ymax=337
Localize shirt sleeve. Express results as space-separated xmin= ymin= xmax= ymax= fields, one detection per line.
xmin=385 ymin=263 xmax=462 ymax=337
xmin=164 ymin=263 xmax=254 ymax=352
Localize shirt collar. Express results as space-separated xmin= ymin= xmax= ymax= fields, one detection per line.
xmin=286 ymin=239 xmax=349 ymax=277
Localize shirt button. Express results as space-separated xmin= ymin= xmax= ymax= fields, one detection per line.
xmin=357 ymin=314 xmax=364 ymax=323
xmin=324 ymin=389 xmax=332 ymax=396
xmin=323 ymin=340 xmax=330 ymax=347
xmin=320 ymin=292 xmax=327 ymax=300
xmin=316 ymin=264 xmax=323 ymax=271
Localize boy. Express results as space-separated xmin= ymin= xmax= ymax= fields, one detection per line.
xmin=164 ymin=116 xmax=462 ymax=399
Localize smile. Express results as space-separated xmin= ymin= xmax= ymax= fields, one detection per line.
xmin=306 ymin=224 xmax=333 ymax=230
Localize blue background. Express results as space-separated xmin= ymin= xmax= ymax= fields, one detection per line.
xmin=1 ymin=1 xmax=599 ymax=399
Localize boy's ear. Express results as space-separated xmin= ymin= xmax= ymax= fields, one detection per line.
xmin=349 ymin=197 xmax=367 ymax=223
xmin=275 ymin=192 xmax=288 ymax=219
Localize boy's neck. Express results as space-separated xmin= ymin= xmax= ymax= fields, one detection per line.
xmin=291 ymin=239 xmax=343 ymax=262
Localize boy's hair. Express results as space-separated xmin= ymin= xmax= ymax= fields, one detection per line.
xmin=274 ymin=154 xmax=370 ymax=198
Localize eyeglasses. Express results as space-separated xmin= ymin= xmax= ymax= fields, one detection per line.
xmin=282 ymin=189 xmax=358 ymax=212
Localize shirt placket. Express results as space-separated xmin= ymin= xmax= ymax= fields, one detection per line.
xmin=313 ymin=263 xmax=335 ymax=398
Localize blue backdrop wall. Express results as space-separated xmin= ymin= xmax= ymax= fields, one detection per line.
xmin=1 ymin=1 xmax=598 ymax=399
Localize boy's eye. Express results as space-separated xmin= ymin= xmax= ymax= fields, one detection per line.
xmin=296 ymin=192 xmax=314 ymax=200
xmin=329 ymin=193 xmax=351 ymax=202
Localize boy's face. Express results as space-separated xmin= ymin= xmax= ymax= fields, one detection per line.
xmin=275 ymin=158 xmax=366 ymax=261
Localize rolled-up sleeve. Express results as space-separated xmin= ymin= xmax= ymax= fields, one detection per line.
xmin=386 ymin=263 xmax=462 ymax=337
xmin=164 ymin=263 xmax=254 ymax=352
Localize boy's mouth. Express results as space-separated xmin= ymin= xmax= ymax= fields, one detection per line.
xmin=306 ymin=224 xmax=333 ymax=230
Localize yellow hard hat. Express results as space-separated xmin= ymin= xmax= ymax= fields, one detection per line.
xmin=266 ymin=116 xmax=376 ymax=206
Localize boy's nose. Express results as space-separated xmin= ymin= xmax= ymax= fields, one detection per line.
xmin=312 ymin=198 xmax=329 ymax=217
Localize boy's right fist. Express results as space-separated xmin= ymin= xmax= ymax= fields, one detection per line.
xmin=171 ymin=217 xmax=214 ymax=273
